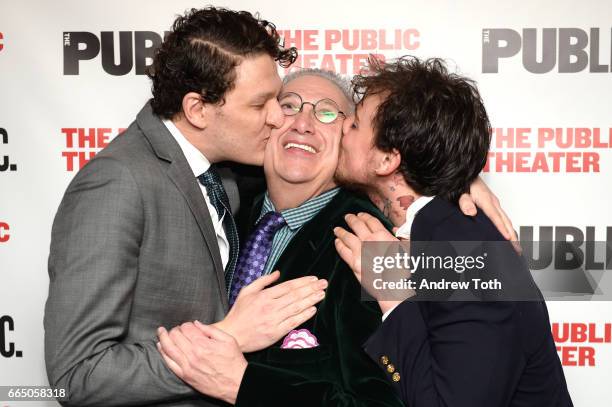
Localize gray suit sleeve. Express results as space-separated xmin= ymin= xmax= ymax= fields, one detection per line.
xmin=45 ymin=156 xmax=197 ymax=406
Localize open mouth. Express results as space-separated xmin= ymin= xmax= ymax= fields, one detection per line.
xmin=283 ymin=142 xmax=318 ymax=154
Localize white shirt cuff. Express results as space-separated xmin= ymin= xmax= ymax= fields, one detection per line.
xmin=382 ymin=304 xmax=401 ymax=322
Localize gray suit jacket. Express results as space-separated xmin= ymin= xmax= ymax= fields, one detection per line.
xmin=45 ymin=102 xmax=236 ymax=406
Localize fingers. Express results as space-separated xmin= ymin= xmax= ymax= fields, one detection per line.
xmin=495 ymin=201 xmax=518 ymax=242
xmin=170 ymin=325 xmax=199 ymax=361
xmin=333 ymin=226 xmax=362 ymax=253
xmin=343 ymin=213 xmax=373 ymax=238
xmin=468 ymin=177 xmax=513 ymax=239
xmin=334 ymin=236 xmax=356 ymax=269
xmin=157 ymin=341 xmax=184 ymax=377
xmin=240 ymin=270 xmax=280 ymax=295
xmin=355 ymin=212 xmax=388 ymax=234
xmin=340 ymin=213 xmax=391 ymax=241
xmin=179 ymin=322 xmax=207 ymax=342
xmin=484 ymin=198 xmax=512 ymax=241
xmin=264 ymin=275 xmax=322 ymax=299
xmin=194 ymin=320 xmax=236 ymax=343
xmin=158 ymin=327 xmax=190 ymax=372
xmin=458 ymin=193 xmax=477 ymax=216
xmin=493 ymin=201 xmax=521 ymax=253
xmin=483 ymin=193 xmax=514 ymax=241
xmin=276 ymin=282 xmax=326 ymax=317
xmin=374 ymin=229 xmax=399 ymax=241
xmin=333 ymin=226 xmax=363 ymax=279
xmin=278 ymin=306 xmax=318 ymax=334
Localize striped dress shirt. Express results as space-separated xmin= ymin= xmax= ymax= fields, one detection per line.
xmin=257 ymin=187 xmax=341 ymax=276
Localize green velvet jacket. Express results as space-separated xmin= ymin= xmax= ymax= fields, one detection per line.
xmin=234 ymin=188 xmax=405 ymax=407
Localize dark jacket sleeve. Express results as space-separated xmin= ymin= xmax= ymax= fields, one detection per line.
xmin=364 ymin=201 xmax=571 ymax=407
xmin=363 ymin=227 xmax=539 ymax=406
xmin=235 ymin=258 xmax=405 ymax=407
xmin=364 ymin=299 xmax=526 ymax=407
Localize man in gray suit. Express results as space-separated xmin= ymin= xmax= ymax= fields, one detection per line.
xmin=44 ymin=7 xmax=327 ymax=406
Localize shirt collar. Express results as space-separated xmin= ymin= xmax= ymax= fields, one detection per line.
xmin=259 ymin=187 xmax=341 ymax=231
xmin=395 ymin=195 xmax=435 ymax=239
xmin=162 ymin=119 xmax=211 ymax=177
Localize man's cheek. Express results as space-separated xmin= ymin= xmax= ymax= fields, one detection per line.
xmin=339 ymin=136 xmax=349 ymax=152
xmin=272 ymin=116 xmax=293 ymax=138
xmin=263 ymin=139 xmax=275 ymax=161
xmin=332 ymin=156 xmax=341 ymax=173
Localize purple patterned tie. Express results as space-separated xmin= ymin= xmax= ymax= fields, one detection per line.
xmin=229 ymin=211 xmax=286 ymax=306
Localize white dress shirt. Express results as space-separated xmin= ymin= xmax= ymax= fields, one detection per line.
xmin=382 ymin=195 xmax=435 ymax=321
xmin=163 ymin=119 xmax=229 ymax=269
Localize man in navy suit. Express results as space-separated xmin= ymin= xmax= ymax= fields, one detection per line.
xmin=334 ymin=56 xmax=573 ymax=406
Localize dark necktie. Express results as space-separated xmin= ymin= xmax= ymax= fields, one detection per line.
xmin=197 ymin=165 xmax=239 ymax=288
xmin=229 ymin=211 xmax=286 ymax=306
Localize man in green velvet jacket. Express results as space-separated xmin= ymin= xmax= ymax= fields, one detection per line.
xmin=156 ymin=69 xmax=514 ymax=405
xmin=157 ymin=68 xmax=404 ymax=406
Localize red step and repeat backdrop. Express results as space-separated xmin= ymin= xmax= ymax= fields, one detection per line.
xmin=1 ymin=0 xmax=611 ymax=405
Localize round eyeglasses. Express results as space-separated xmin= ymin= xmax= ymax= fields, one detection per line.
xmin=278 ymin=92 xmax=346 ymax=124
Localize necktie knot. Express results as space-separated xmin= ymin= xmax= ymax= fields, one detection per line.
xmin=198 ymin=166 xmax=224 ymax=192
xmin=198 ymin=166 xmax=228 ymax=221
xmin=258 ymin=211 xmax=286 ymax=234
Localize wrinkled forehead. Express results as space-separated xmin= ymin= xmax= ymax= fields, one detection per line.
xmin=281 ymin=74 xmax=353 ymax=113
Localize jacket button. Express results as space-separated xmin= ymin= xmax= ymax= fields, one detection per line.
xmin=387 ymin=364 xmax=395 ymax=373
xmin=380 ymin=356 xmax=389 ymax=365
xmin=392 ymin=372 xmax=401 ymax=382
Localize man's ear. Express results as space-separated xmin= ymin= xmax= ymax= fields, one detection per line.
xmin=181 ymin=92 xmax=210 ymax=130
xmin=374 ymin=148 xmax=401 ymax=176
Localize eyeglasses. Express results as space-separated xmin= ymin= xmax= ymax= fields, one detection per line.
xmin=278 ymin=92 xmax=346 ymax=124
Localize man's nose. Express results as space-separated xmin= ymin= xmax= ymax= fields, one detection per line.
xmin=267 ymin=99 xmax=285 ymax=129
xmin=292 ymin=105 xmax=316 ymax=135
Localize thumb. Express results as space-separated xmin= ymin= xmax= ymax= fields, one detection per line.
xmin=458 ymin=193 xmax=477 ymax=216
xmin=240 ymin=270 xmax=280 ymax=295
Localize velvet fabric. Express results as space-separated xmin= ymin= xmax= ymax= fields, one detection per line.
xmin=235 ymin=188 xmax=405 ymax=407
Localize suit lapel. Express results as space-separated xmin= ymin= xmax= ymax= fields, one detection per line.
xmin=136 ymin=102 xmax=228 ymax=310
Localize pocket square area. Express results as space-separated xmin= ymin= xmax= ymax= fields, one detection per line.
xmin=281 ymin=329 xmax=319 ymax=349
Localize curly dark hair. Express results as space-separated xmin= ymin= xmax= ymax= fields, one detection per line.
xmin=147 ymin=6 xmax=297 ymax=119
xmin=353 ymin=56 xmax=491 ymax=203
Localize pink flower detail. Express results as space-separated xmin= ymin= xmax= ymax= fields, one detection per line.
xmin=281 ymin=329 xmax=319 ymax=349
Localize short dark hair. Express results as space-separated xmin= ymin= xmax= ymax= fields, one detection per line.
xmin=147 ymin=7 xmax=297 ymax=119
xmin=353 ymin=56 xmax=491 ymax=203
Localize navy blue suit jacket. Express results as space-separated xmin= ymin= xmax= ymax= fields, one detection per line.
xmin=364 ymin=197 xmax=573 ymax=407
